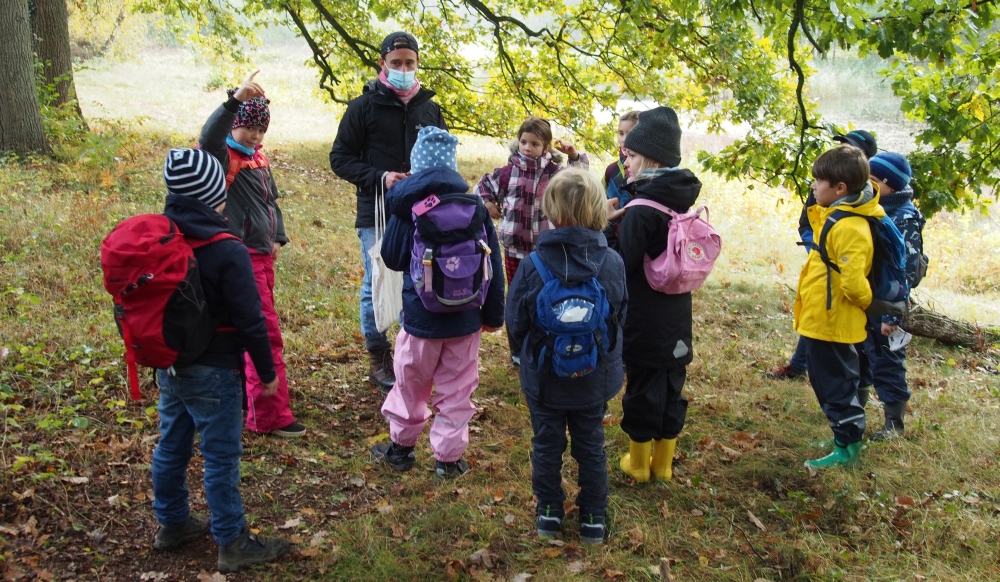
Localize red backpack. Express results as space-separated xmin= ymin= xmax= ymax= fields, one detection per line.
xmin=100 ymin=214 xmax=237 ymax=400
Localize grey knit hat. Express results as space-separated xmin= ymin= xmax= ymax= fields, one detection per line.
xmin=163 ymin=148 xmax=227 ymax=209
xmin=623 ymin=106 xmax=682 ymax=167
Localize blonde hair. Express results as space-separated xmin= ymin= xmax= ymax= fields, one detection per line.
xmin=542 ymin=168 xmax=607 ymax=231
xmin=620 ymin=110 xmax=640 ymax=124
xmin=625 ymin=150 xmax=662 ymax=179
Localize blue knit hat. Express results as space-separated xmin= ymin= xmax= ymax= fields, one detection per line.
xmin=410 ymin=127 xmax=458 ymax=174
xmin=869 ymin=152 xmax=912 ymax=193
xmin=163 ymin=148 xmax=227 ymax=208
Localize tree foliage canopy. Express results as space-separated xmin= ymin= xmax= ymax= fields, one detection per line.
xmin=156 ymin=0 xmax=1000 ymax=216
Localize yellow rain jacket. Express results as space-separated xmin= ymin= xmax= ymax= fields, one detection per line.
xmin=794 ymin=184 xmax=885 ymax=344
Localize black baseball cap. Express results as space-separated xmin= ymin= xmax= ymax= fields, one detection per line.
xmin=833 ymin=129 xmax=878 ymax=159
xmin=381 ymin=32 xmax=419 ymax=58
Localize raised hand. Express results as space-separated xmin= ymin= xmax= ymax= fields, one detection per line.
xmin=553 ymin=138 xmax=579 ymax=160
xmin=233 ymin=69 xmax=265 ymax=102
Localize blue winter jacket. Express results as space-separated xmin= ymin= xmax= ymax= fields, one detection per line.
xmin=380 ymin=167 xmax=505 ymax=339
xmin=505 ymin=227 xmax=627 ymax=410
xmin=162 ymin=194 xmax=276 ymax=381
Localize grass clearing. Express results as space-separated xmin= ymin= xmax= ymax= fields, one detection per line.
xmin=2 ymin=44 xmax=1000 ymax=581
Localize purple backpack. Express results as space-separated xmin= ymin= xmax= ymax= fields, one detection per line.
xmin=410 ymin=193 xmax=493 ymax=312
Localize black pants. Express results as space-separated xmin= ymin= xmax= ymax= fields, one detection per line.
xmin=620 ymin=364 xmax=687 ymax=442
xmin=859 ymin=318 xmax=910 ymax=405
xmin=526 ymin=398 xmax=609 ymax=515
xmin=801 ymin=337 xmax=866 ymax=444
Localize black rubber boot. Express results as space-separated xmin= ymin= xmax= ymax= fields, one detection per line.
xmin=872 ymin=401 xmax=906 ymax=441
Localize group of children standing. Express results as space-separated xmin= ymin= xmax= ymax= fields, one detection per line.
xmin=141 ymin=69 xmax=926 ymax=572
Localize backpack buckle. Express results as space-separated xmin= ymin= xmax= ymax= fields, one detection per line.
xmin=422 ymin=249 xmax=434 ymax=266
xmin=478 ymin=240 xmax=491 ymax=255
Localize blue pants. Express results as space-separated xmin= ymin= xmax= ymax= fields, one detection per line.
xmin=802 ymin=337 xmax=866 ymax=444
xmin=152 ymin=366 xmax=246 ymax=546
xmin=526 ymin=398 xmax=609 ymax=515
xmin=789 ymin=335 xmax=808 ymax=372
xmin=358 ymin=227 xmax=391 ymax=353
xmin=860 ymin=320 xmax=910 ymax=405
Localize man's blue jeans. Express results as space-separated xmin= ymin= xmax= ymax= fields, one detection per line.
xmin=152 ymin=365 xmax=246 ymax=547
xmin=789 ymin=335 xmax=809 ymax=372
xmin=358 ymin=227 xmax=391 ymax=353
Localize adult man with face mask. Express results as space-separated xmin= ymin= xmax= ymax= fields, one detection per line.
xmin=330 ymin=32 xmax=447 ymax=393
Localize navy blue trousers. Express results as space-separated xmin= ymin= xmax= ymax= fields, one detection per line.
xmin=859 ymin=319 xmax=910 ymax=405
xmin=525 ymin=398 xmax=609 ymax=515
xmin=801 ymin=337 xmax=866 ymax=444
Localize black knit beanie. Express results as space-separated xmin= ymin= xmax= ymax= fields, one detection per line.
xmin=623 ymin=106 xmax=682 ymax=167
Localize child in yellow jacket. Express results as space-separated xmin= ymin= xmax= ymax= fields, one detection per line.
xmin=794 ymin=145 xmax=885 ymax=470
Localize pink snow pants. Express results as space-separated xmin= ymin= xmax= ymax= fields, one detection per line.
xmin=243 ymin=251 xmax=295 ymax=433
xmin=380 ymin=329 xmax=482 ymax=463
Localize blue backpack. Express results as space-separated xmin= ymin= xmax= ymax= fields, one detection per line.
xmin=529 ymin=253 xmax=611 ymax=378
xmin=815 ymin=211 xmax=908 ymax=310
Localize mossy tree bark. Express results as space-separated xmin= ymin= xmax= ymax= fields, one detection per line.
xmin=0 ymin=0 xmax=50 ymax=155
xmin=32 ymin=0 xmax=85 ymax=120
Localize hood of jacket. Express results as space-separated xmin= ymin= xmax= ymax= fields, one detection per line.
xmin=533 ymin=226 xmax=608 ymax=285
xmin=507 ymin=140 xmax=565 ymax=166
xmin=385 ymin=167 xmax=471 ymax=217
xmin=879 ymin=185 xmax=916 ymax=215
xmin=808 ymin=180 xmax=886 ymax=233
xmin=163 ymin=194 xmax=232 ymax=240
xmin=629 ymin=167 xmax=701 ymax=211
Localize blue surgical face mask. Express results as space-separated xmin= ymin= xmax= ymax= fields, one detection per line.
xmin=386 ymin=68 xmax=417 ymax=90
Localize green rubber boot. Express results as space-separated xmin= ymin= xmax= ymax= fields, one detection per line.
xmin=804 ymin=440 xmax=861 ymax=472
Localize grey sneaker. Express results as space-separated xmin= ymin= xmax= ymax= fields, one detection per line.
xmin=434 ymin=458 xmax=470 ymax=479
xmin=154 ymin=514 xmax=210 ymax=551
xmin=217 ymin=527 xmax=290 ymax=574
xmin=272 ymin=421 xmax=306 ymax=438
xmin=579 ymin=513 xmax=607 ymax=544
xmin=371 ymin=442 xmax=416 ymax=472
xmin=536 ymin=504 xmax=564 ymax=538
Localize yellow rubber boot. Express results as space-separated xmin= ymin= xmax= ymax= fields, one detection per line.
xmin=619 ymin=440 xmax=652 ymax=482
xmin=651 ymin=438 xmax=676 ymax=480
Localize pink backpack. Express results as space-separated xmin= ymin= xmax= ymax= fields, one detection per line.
xmin=625 ymin=199 xmax=722 ymax=294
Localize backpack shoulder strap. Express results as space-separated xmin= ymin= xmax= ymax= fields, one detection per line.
xmin=625 ymin=198 xmax=676 ymax=216
xmin=188 ymin=231 xmax=240 ymax=250
xmin=529 ymin=252 xmax=554 ymax=283
xmin=225 ymin=147 xmax=270 ymax=189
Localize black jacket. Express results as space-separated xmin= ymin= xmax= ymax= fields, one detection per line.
xmin=380 ymin=167 xmax=505 ymax=338
xmin=162 ymin=194 xmax=276 ymax=382
xmin=329 ymin=80 xmax=447 ymax=228
xmin=199 ymin=98 xmax=289 ymax=254
xmin=506 ymin=227 xmax=627 ymax=410
xmin=606 ymin=169 xmax=702 ymax=368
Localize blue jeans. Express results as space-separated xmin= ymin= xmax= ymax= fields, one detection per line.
xmin=358 ymin=227 xmax=391 ymax=353
xmin=526 ymin=398 xmax=609 ymax=515
xmin=789 ymin=335 xmax=808 ymax=372
xmin=152 ymin=365 xmax=246 ymax=547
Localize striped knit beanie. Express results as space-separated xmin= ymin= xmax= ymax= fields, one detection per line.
xmin=869 ymin=152 xmax=912 ymax=192
xmin=163 ymin=148 xmax=227 ymax=208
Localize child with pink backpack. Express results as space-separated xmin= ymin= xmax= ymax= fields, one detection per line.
xmin=607 ymin=106 xmax=718 ymax=483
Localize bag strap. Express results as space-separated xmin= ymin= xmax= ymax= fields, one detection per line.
xmin=624 ymin=198 xmax=677 ymax=216
xmin=374 ymin=176 xmax=387 ymax=241
xmin=225 ymin=147 xmax=269 ymax=189
xmin=115 ymin=300 xmax=141 ymax=401
xmin=188 ymin=231 xmax=240 ymax=250
xmin=529 ymin=252 xmax=554 ymax=284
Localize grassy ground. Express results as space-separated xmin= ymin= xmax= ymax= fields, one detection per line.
xmin=2 ymin=44 xmax=1000 ymax=581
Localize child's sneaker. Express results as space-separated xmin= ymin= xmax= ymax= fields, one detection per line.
xmin=535 ymin=504 xmax=564 ymax=539
xmin=272 ymin=421 xmax=306 ymax=438
xmin=371 ymin=442 xmax=416 ymax=472
xmin=579 ymin=512 xmax=607 ymax=544
xmin=434 ymin=458 xmax=470 ymax=479
xmin=765 ymin=364 xmax=806 ymax=380
xmin=154 ymin=514 xmax=210 ymax=551
xmin=217 ymin=527 xmax=289 ymax=574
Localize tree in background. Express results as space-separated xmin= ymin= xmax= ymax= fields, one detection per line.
xmin=1 ymin=0 xmax=50 ymax=154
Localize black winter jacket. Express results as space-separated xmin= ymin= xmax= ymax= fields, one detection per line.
xmin=606 ymin=169 xmax=702 ymax=369
xmin=199 ymin=98 xmax=289 ymax=254
xmin=506 ymin=227 xmax=627 ymax=410
xmin=162 ymin=194 xmax=276 ymax=382
xmin=380 ymin=167 xmax=505 ymax=339
xmin=329 ymin=80 xmax=447 ymax=228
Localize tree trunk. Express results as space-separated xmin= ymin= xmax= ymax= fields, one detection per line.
xmin=0 ymin=0 xmax=50 ymax=154
xmin=905 ymin=304 xmax=1000 ymax=351
xmin=32 ymin=0 xmax=84 ymax=119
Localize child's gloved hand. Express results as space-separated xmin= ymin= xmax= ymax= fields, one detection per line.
xmin=553 ymin=139 xmax=579 ymax=161
xmin=481 ymin=325 xmax=502 ymax=333
xmin=233 ymin=69 xmax=266 ymax=102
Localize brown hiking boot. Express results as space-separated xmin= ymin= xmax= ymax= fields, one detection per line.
xmin=368 ymin=349 xmax=396 ymax=393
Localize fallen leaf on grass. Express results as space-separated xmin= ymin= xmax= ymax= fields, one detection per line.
xmin=493 ymin=490 xmax=505 ymax=503
xmin=897 ymin=495 xmax=915 ymax=506
xmin=290 ymin=534 xmax=303 ymax=544
xmin=349 ymin=476 xmax=365 ymax=488
xmin=377 ymin=505 xmax=394 ymax=514
xmin=718 ymin=444 xmax=742 ymax=461
xmin=445 ymin=559 xmax=465 ymax=581
xmin=196 ymin=571 xmax=226 ymax=582
xmin=391 ymin=523 xmax=405 ymax=538
xmin=690 ymin=509 xmax=703 ymax=517
xmin=699 ymin=555 xmax=709 ymax=567
xmin=504 ymin=514 xmax=516 ymax=525
xmin=60 ymin=476 xmax=89 ymax=484
xmin=279 ymin=518 xmax=301 ymax=530
xmin=747 ymin=510 xmax=766 ymax=532
xmin=139 ymin=573 xmax=169 ymax=581
xmin=542 ymin=548 xmax=563 ymax=558
xmin=300 ymin=547 xmax=320 ymax=558
xmin=566 ymin=560 xmax=584 ymax=573
xmin=468 ymin=548 xmax=494 ymax=569
xmin=511 ymin=574 xmax=533 ymax=582
xmin=602 ymin=569 xmax=626 ymax=580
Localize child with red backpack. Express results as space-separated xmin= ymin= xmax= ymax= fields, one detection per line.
xmin=149 ymin=148 xmax=289 ymax=572
xmin=370 ymin=127 xmax=505 ymax=478
xmin=198 ymin=71 xmax=303 ymax=438
xmin=608 ymin=106 xmax=704 ymax=483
